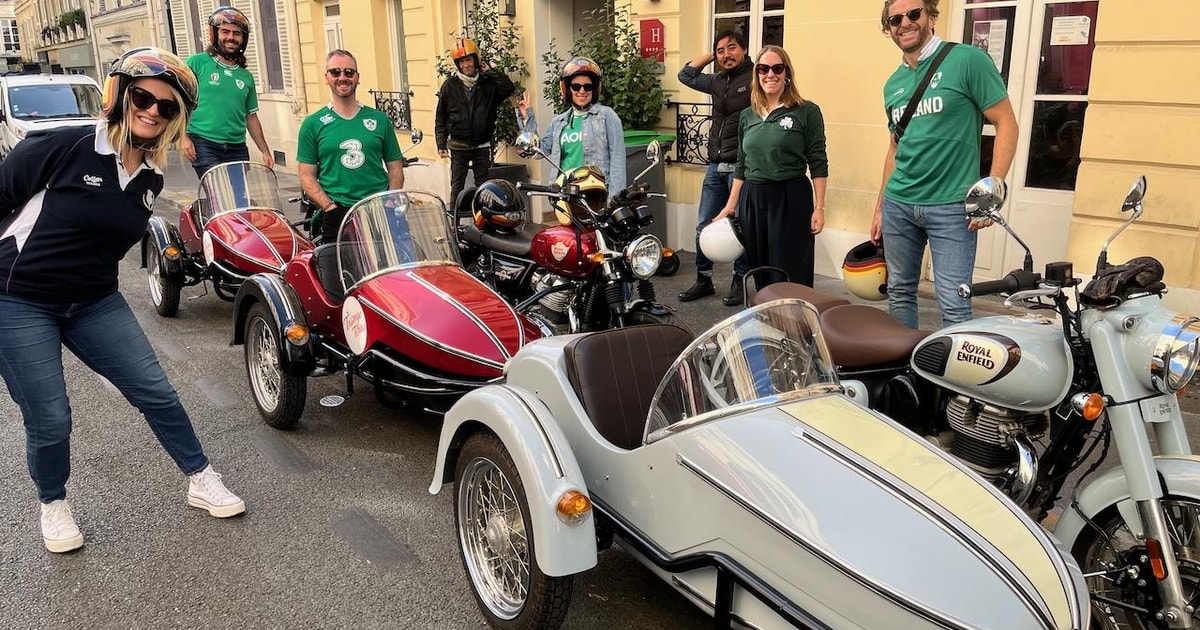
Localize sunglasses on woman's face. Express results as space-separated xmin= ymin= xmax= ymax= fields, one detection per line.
xmin=128 ymin=85 xmax=180 ymax=120
xmin=326 ymin=67 xmax=358 ymax=78
xmin=569 ymin=83 xmax=594 ymax=93
xmin=887 ymin=7 xmax=924 ymax=28
xmin=755 ymin=63 xmax=787 ymax=76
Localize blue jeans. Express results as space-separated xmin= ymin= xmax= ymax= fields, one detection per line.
xmin=0 ymin=292 xmax=208 ymax=503
xmin=881 ymin=198 xmax=976 ymax=329
xmin=189 ymin=133 xmax=250 ymax=180
xmin=695 ymin=163 xmax=749 ymax=276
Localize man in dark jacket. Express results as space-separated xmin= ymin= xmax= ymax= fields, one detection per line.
xmin=677 ymin=30 xmax=753 ymax=306
xmin=435 ymin=38 xmax=517 ymax=214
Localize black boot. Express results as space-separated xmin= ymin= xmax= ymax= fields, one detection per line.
xmin=722 ymin=274 xmax=745 ymax=306
xmin=678 ymin=273 xmax=715 ymax=302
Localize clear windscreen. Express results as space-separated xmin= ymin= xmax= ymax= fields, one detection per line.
xmin=197 ymin=162 xmax=283 ymax=222
xmin=645 ymin=299 xmax=839 ymax=443
xmin=336 ymin=190 xmax=459 ymax=292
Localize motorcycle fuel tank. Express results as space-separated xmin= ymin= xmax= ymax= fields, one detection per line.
xmin=911 ymin=314 xmax=1073 ymax=412
xmin=530 ymin=225 xmax=598 ymax=278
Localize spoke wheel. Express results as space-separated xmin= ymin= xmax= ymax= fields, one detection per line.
xmin=244 ymin=303 xmax=306 ymax=429
xmin=146 ymin=242 xmax=181 ymax=317
xmin=1075 ymin=497 xmax=1200 ymax=630
xmin=455 ymin=432 xmax=572 ymax=630
xmin=701 ymin=336 xmax=807 ymax=408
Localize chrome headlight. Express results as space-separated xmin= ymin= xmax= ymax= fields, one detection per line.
xmin=625 ymin=235 xmax=663 ymax=279
xmin=1150 ymin=314 xmax=1200 ymax=393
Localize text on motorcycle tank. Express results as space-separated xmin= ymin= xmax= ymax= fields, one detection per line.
xmin=343 ymin=296 xmax=369 ymax=355
xmin=941 ymin=333 xmax=1019 ymax=386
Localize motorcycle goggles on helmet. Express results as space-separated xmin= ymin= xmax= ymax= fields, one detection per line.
xmin=559 ymin=57 xmax=602 ymax=105
xmin=102 ymin=47 xmax=198 ymax=123
xmin=553 ymin=165 xmax=608 ymax=227
xmin=208 ymin=6 xmax=250 ymax=53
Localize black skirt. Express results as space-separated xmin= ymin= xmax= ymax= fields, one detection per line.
xmin=739 ymin=176 xmax=815 ymax=289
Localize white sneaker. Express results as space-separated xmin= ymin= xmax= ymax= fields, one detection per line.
xmin=40 ymin=499 xmax=84 ymax=553
xmin=187 ymin=465 xmax=246 ymax=518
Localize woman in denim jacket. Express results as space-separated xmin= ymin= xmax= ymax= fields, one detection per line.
xmin=541 ymin=57 xmax=626 ymax=194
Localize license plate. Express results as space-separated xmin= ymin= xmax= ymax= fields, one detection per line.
xmin=1140 ymin=394 xmax=1181 ymax=423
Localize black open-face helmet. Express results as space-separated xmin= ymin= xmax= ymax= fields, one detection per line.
xmin=472 ymin=180 xmax=526 ymax=233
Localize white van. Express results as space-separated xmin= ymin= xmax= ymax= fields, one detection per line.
xmin=0 ymin=73 xmax=103 ymax=158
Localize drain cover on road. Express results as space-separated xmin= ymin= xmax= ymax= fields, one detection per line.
xmin=319 ymin=395 xmax=346 ymax=407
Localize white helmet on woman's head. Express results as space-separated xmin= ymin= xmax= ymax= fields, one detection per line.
xmin=699 ymin=217 xmax=745 ymax=264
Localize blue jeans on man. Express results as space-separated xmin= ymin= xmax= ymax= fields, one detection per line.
xmin=881 ymin=198 xmax=976 ymax=329
xmin=0 ymin=292 xmax=209 ymax=503
xmin=188 ymin=133 xmax=250 ymax=180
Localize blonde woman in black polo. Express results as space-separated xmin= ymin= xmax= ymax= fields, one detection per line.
xmin=715 ymin=45 xmax=828 ymax=288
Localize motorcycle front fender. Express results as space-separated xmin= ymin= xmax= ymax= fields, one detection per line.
xmin=229 ymin=273 xmax=315 ymax=375
xmin=1054 ymin=455 xmax=1200 ymax=548
xmin=430 ymin=383 xmax=598 ymax=578
xmin=144 ymin=216 xmax=184 ymax=276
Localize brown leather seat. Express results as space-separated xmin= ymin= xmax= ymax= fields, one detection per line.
xmin=563 ymin=324 xmax=693 ymax=450
xmin=749 ymin=282 xmax=850 ymax=313
xmin=819 ymin=304 xmax=930 ymax=368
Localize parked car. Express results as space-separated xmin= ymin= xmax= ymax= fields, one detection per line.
xmin=0 ymin=73 xmax=102 ymax=158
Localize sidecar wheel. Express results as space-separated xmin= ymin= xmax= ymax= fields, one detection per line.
xmin=244 ymin=303 xmax=306 ymax=429
xmin=455 ymin=432 xmax=573 ymax=630
xmin=1074 ymin=496 xmax=1200 ymax=630
xmin=146 ymin=242 xmax=182 ymax=317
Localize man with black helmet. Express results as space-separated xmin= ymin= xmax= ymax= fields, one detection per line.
xmin=435 ymin=38 xmax=516 ymax=212
xmin=180 ymin=6 xmax=274 ymax=178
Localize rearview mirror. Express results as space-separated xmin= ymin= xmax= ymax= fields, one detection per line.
xmin=964 ymin=177 xmax=1008 ymax=222
xmin=644 ymin=140 xmax=661 ymax=164
xmin=408 ymin=129 xmax=423 ymax=147
xmin=1122 ymin=175 xmax=1147 ymax=215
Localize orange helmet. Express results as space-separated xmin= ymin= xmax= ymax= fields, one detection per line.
xmin=452 ymin=38 xmax=480 ymax=69
xmin=843 ymin=241 xmax=888 ymax=301
xmin=553 ymin=166 xmax=608 ymax=227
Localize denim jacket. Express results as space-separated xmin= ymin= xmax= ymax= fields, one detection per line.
xmin=541 ymin=104 xmax=626 ymax=194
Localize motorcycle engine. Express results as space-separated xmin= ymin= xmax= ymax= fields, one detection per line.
xmin=944 ymin=395 xmax=1049 ymax=480
xmin=530 ymin=271 xmax=572 ymax=331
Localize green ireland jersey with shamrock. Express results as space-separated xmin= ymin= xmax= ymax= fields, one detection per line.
xmin=297 ymin=105 xmax=403 ymax=208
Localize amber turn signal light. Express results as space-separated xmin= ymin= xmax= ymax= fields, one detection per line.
xmin=1146 ymin=538 xmax=1168 ymax=580
xmin=1070 ymin=392 xmax=1106 ymax=421
xmin=284 ymin=323 xmax=310 ymax=346
xmin=556 ymin=490 xmax=592 ymax=525
xmin=163 ymin=246 xmax=181 ymax=260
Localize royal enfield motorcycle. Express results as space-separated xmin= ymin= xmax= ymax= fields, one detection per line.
xmin=453 ymin=133 xmax=678 ymax=335
xmin=756 ymin=176 xmax=1200 ymax=629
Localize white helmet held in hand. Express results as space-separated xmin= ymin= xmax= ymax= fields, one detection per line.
xmin=699 ymin=217 xmax=745 ymax=264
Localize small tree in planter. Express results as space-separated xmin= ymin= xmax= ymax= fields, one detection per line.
xmin=436 ymin=0 xmax=530 ymax=154
xmin=540 ymin=0 xmax=665 ymax=130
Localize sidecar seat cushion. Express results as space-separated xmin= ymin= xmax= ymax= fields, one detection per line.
xmin=564 ymin=324 xmax=692 ymax=450
xmin=312 ymin=243 xmax=345 ymax=303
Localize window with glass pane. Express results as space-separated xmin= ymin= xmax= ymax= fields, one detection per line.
xmin=1036 ymin=2 xmax=1096 ymax=95
xmin=713 ymin=0 xmax=784 ymax=54
xmin=961 ymin=6 xmax=1016 ymax=85
xmin=257 ymin=0 xmax=285 ymax=91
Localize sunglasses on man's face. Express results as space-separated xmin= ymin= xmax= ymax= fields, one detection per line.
xmin=755 ymin=63 xmax=787 ymax=76
xmin=128 ymin=85 xmax=181 ymax=120
xmin=326 ymin=67 xmax=358 ymax=79
xmin=569 ymin=83 xmax=594 ymax=93
xmin=887 ymin=7 xmax=924 ymax=28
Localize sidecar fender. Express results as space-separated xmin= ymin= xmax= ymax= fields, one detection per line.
xmin=230 ymin=273 xmax=315 ymax=375
xmin=143 ymin=216 xmax=184 ymax=276
xmin=1054 ymin=455 xmax=1200 ymax=548
xmin=429 ymin=384 xmax=598 ymax=577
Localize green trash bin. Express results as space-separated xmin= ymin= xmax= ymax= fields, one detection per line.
xmin=623 ymin=130 xmax=675 ymax=243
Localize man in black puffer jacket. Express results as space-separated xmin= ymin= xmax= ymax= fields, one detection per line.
xmin=435 ymin=38 xmax=516 ymax=213
xmin=678 ymin=30 xmax=753 ymax=306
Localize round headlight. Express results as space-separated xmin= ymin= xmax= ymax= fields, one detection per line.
xmin=625 ymin=235 xmax=663 ymax=279
xmin=1150 ymin=314 xmax=1200 ymax=393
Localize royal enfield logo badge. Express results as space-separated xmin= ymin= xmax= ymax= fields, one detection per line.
xmin=83 ymin=174 xmax=103 ymax=187
xmin=551 ymin=242 xmax=569 ymax=261
xmin=235 ymin=79 xmax=246 ymax=90
xmin=364 ymin=119 xmax=377 ymax=132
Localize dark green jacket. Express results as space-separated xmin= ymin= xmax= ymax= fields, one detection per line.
xmin=734 ymin=101 xmax=828 ymax=183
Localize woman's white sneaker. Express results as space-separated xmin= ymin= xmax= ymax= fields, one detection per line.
xmin=187 ymin=465 xmax=246 ymax=518
xmin=40 ymin=499 xmax=84 ymax=553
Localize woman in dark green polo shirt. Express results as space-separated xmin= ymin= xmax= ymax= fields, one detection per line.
xmin=716 ymin=45 xmax=828 ymax=288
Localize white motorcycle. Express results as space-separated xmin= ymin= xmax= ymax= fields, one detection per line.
xmin=776 ymin=176 xmax=1200 ymax=629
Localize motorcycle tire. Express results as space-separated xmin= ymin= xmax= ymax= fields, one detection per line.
xmin=454 ymin=431 xmax=574 ymax=630
xmin=1073 ymin=496 xmax=1200 ymax=630
xmin=145 ymin=241 xmax=182 ymax=317
xmin=656 ymin=252 xmax=680 ymax=277
xmin=244 ymin=303 xmax=307 ymax=430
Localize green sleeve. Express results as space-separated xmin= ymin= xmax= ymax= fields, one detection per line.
xmin=296 ymin=115 xmax=319 ymax=165
xmin=963 ymin=46 xmax=1009 ymax=112
xmin=803 ymin=103 xmax=829 ymax=178
xmin=245 ymin=73 xmax=260 ymax=113
xmin=733 ymin=108 xmax=748 ymax=180
xmin=186 ymin=53 xmax=204 ymax=78
xmin=382 ymin=115 xmax=403 ymax=162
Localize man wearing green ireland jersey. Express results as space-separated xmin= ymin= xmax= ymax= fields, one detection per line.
xmin=179 ymin=6 xmax=274 ymax=178
xmin=297 ymin=49 xmax=404 ymax=240
xmin=870 ymin=0 xmax=1018 ymax=329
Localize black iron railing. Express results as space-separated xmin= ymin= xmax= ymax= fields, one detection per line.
xmin=369 ymin=89 xmax=414 ymax=131
xmin=667 ymin=100 xmax=713 ymax=165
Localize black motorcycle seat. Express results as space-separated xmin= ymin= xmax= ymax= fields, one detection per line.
xmin=749 ymin=282 xmax=850 ymax=313
xmin=462 ymin=221 xmax=546 ymax=258
xmin=312 ymin=243 xmax=345 ymax=303
xmin=819 ymin=304 xmax=930 ymax=369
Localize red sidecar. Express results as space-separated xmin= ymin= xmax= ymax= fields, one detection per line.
xmin=231 ymin=190 xmax=542 ymax=428
xmin=142 ymin=161 xmax=312 ymax=316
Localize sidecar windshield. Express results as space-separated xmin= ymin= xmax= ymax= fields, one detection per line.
xmin=644 ymin=299 xmax=840 ymax=444
xmin=336 ymin=190 xmax=459 ymax=292
xmin=196 ymin=162 xmax=283 ymax=223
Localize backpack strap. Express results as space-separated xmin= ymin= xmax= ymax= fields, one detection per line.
xmin=891 ymin=42 xmax=957 ymax=143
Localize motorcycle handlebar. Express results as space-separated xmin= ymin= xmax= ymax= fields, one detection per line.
xmin=516 ymin=181 xmax=560 ymax=195
xmin=958 ymin=269 xmax=1041 ymax=299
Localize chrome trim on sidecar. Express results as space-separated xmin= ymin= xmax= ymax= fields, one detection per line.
xmin=645 ymin=385 xmax=844 ymax=445
xmin=357 ymin=295 xmax=507 ymax=371
xmin=407 ymin=270 xmax=523 ymax=356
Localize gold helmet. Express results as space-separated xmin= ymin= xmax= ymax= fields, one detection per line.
xmin=452 ymin=38 xmax=480 ymax=68
xmin=843 ymin=241 xmax=888 ymax=301
xmin=553 ymin=165 xmax=608 ymax=227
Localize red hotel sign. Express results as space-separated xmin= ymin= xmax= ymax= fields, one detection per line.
xmin=639 ymin=19 xmax=664 ymax=63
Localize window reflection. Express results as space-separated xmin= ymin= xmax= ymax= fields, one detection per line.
xmin=1036 ymin=2 xmax=1097 ymax=95
xmin=1025 ymin=101 xmax=1086 ymax=190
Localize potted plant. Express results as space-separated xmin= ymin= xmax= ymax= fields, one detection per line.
xmin=436 ymin=0 xmax=531 ymax=182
